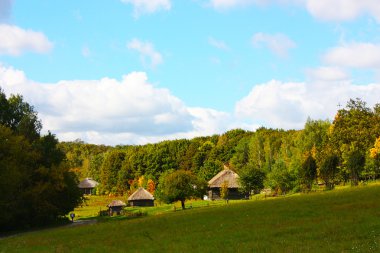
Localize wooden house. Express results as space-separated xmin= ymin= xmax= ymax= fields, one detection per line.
xmin=78 ymin=178 xmax=99 ymax=195
xmin=107 ymin=200 xmax=126 ymax=215
xmin=128 ymin=187 xmax=154 ymax=207
xmin=208 ymin=167 xmax=248 ymax=200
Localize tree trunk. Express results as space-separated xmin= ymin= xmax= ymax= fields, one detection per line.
xmin=181 ymin=199 xmax=185 ymax=210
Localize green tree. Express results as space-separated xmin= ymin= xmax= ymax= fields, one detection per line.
xmin=330 ymin=98 xmax=379 ymax=184
xmin=319 ymin=154 xmax=339 ymax=190
xmin=0 ymin=125 xmax=35 ymax=230
xmin=230 ymin=137 xmax=250 ymax=171
xmin=238 ymin=164 xmax=266 ymax=195
xmin=100 ymin=150 xmax=125 ymax=193
xmin=299 ymin=118 xmax=330 ymax=153
xmin=6 ymin=94 xmax=42 ymax=141
xmin=249 ymin=129 xmax=267 ymax=171
xmin=214 ymin=129 xmax=250 ymax=163
xmin=0 ymin=89 xmax=83 ymax=230
xmin=266 ymin=160 xmax=296 ymax=194
xmin=346 ymin=149 xmax=365 ymax=186
xmin=88 ymin=153 xmax=105 ymax=181
xmin=197 ymin=160 xmax=223 ymax=181
xmin=156 ymin=170 xmax=206 ymax=209
xmin=300 ymin=154 xmax=317 ymax=191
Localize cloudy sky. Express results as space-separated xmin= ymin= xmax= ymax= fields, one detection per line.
xmin=1 ymin=0 xmax=380 ymax=145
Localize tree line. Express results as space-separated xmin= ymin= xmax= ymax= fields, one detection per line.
xmin=61 ymin=98 xmax=380 ymax=197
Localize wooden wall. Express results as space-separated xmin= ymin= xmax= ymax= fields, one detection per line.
xmin=208 ymin=188 xmax=248 ymax=200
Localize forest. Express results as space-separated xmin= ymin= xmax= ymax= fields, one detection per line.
xmin=59 ymin=98 xmax=380 ymax=197
xmin=0 ymin=89 xmax=82 ymax=231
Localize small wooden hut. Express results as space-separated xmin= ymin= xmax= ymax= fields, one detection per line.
xmin=208 ymin=167 xmax=247 ymax=200
xmin=128 ymin=187 xmax=154 ymax=207
xmin=78 ymin=178 xmax=99 ymax=195
xmin=107 ymin=200 xmax=126 ymax=215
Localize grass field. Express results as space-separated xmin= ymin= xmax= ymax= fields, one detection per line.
xmin=72 ymin=194 xmax=252 ymax=221
xmin=1 ymin=184 xmax=380 ymax=252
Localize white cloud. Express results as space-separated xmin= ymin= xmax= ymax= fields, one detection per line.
xmin=188 ymin=107 xmax=232 ymax=135
xmin=127 ymin=39 xmax=163 ymax=68
xmin=208 ymin=0 xmax=380 ymax=22
xmin=252 ymin=32 xmax=296 ymax=57
xmin=2 ymin=64 xmax=379 ymax=144
xmin=323 ymin=42 xmax=380 ymax=69
xmin=306 ymin=66 xmax=349 ymax=81
xmin=209 ymin=0 xmax=247 ymax=9
xmin=235 ymin=79 xmax=380 ymax=129
xmin=0 ymin=67 xmax=191 ymax=135
xmin=0 ymin=24 xmax=53 ymax=56
xmin=121 ymin=0 xmax=171 ymax=16
xmin=306 ymin=0 xmax=380 ymax=22
xmin=208 ymin=0 xmax=303 ymax=10
xmin=208 ymin=37 xmax=229 ymax=50
xmin=0 ymin=65 xmax=236 ymax=145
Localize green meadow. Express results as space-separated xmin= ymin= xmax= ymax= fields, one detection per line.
xmin=1 ymin=184 xmax=380 ymax=252
xmin=72 ymin=194 xmax=248 ymax=220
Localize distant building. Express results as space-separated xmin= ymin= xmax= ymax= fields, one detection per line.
xmin=107 ymin=200 xmax=126 ymax=215
xmin=128 ymin=187 xmax=154 ymax=207
xmin=78 ymin=178 xmax=99 ymax=195
xmin=208 ymin=166 xmax=248 ymax=200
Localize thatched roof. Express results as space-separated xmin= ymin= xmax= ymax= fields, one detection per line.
xmin=78 ymin=178 xmax=99 ymax=189
xmin=128 ymin=187 xmax=154 ymax=201
xmin=208 ymin=168 xmax=240 ymax=188
xmin=107 ymin=200 xmax=126 ymax=207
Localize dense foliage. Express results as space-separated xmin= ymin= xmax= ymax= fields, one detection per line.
xmin=60 ymin=98 xmax=380 ymax=199
xmin=238 ymin=165 xmax=266 ymax=194
xmin=0 ymin=89 xmax=83 ymax=231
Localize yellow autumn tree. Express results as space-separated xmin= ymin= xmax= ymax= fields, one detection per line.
xmin=311 ymin=145 xmax=317 ymax=160
xmin=220 ymin=180 xmax=229 ymax=201
xmin=138 ymin=176 xmax=146 ymax=187
xmin=146 ymin=179 xmax=156 ymax=194
xmin=370 ymin=137 xmax=380 ymax=159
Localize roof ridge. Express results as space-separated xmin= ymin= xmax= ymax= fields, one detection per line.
xmin=208 ymin=168 xmax=240 ymax=188
xmin=128 ymin=187 xmax=154 ymax=200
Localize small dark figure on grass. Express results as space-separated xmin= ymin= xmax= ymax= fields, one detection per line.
xmin=70 ymin=213 xmax=75 ymax=222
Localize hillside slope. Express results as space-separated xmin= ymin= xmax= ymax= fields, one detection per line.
xmin=1 ymin=185 xmax=380 ymax=252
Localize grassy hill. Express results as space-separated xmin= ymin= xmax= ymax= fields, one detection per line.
xmin=1 ymin=184 xmax=380 ymax=252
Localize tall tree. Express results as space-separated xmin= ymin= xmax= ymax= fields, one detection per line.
xmin=230 ymin=137 xmax=251 ymax=171
xmin=0 ymin=89 xmax=82 ymax=231
xmin=366 ymin=137 xmax=380 ymax=180
xmin=156 ymin=170 xmax=206 ymax=209
xmin=330 ymin=98 xmax=379 ymax=184
xmin=7 ymin=94 xmax=42 ymax=141
xmin=266 ymin=159 xmax=296 ymax=194
xmin=238 ymin=164 xmax=266 ymax=195
xmin=300 ymin=154 xmax=317 ymax=191
xmin=100 ymin=150 xmax=125 ymax=194
xmin=319 ymin=153 xmax=339 ymax=189
xmin=346 ymin=149 xmax=365 ymax=186
xmin=0 ymin=125 xmax=35 ymax=230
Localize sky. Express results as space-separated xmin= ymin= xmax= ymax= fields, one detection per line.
xmin=1 ymin=0 xmax=380 ymax=145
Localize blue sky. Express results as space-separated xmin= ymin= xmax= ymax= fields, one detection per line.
xmin=1 ymin=0 xmax=380 ymax=145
